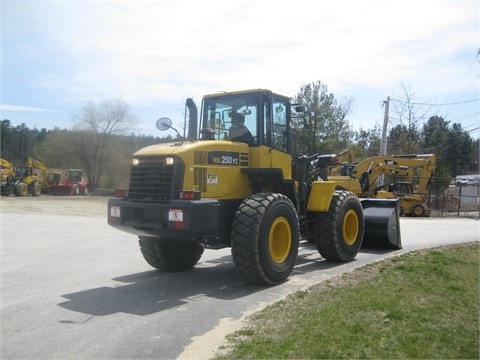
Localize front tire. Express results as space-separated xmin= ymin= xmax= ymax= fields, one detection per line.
xmin=313 ymin=190 xmax=364 ymax=262
xmin=138 ymin=237 xmax=204 ymax=272
xmin=231 ymin=193 xmax=299 ymax=285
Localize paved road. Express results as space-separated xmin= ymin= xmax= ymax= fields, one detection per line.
xmin=1 ymin=210 xmax=478 ymax=359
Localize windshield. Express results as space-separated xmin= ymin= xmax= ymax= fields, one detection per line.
xmin=200 ymin=90 xmax=292 ymax=152
xmin=202 ymin=93 xmax=258 ymax=143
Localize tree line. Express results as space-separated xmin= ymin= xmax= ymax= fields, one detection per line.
xmin=1 ymin=82 xmax=478 ymax=190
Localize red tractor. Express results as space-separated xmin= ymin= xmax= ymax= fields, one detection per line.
xmin=48 ymin=169 xmax=89 ymax=195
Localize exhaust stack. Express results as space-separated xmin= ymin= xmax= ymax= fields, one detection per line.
xmin=186 ymin=98 xmax=198 ymax=140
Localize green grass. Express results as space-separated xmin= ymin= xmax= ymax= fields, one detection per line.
xmin=214 ymin=242 xmax=479 ymax=359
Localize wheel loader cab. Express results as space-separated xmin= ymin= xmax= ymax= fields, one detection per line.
xmin=200 ymin=89 xmax=291 ymax=153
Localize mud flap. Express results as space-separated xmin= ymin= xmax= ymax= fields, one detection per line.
xmin=360 ymin=198 xmax=402 ymax=249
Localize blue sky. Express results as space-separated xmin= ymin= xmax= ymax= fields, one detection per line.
xmin=1 ymin=0 xmax=479 ymax=139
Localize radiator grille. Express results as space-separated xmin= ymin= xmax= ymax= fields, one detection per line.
xmin=128 ymin=156 xmax=181 ymax=201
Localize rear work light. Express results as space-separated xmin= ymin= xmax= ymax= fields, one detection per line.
xmin=179 ymin=190 xmax=201 ymax=200
xmin=115 ymin=189 xmax=129 ymax=198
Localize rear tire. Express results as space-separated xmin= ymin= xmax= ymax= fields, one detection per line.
xmin=138 ymin=237 xmax=204 ymax=272
xmin=231 ymin=193 xmax=299 ymax=285
xmin=313 ymin=190 xmax=364 ymax=262
xmin=16 ymin=182 xmax=28 ymax=197
xmin=411 ymin=204 xmax=425 ymax=217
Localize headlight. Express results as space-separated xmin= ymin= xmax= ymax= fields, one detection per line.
xmin=132 ymin=158 xmax=139 ymax=166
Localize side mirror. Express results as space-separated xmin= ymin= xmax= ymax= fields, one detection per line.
xmin=156 ymin=117 xmax=172 ymax=131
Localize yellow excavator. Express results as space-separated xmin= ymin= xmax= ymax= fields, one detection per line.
xmin=326 ymin=154 xmax=436 ymax=217
xmin=27 ymin=158 xmax=50 ymax=194
xmin=1 ymin=158 xmax=16 ymax=196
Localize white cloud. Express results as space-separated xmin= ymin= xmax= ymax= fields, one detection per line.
xmin=2 ymin=0 xmax=478 ymax=134
xmin=0 ymin=104 xmax=61 ymax=113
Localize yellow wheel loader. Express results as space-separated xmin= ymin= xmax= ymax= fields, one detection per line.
xmin=2 ymin=165 xmax=42 ymax=197
xmin=108 ymin=89 xmax=401 ymax=285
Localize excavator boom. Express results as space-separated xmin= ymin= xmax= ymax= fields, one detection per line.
xmin=328 ymin=153 xmax=436 ymax=218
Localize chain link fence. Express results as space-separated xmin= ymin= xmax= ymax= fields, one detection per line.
xmin=426 ymin=177 xmax=480 ymax=218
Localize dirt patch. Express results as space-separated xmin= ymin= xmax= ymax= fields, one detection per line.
xmin=0 ymin=195 xmax=110 ymax=217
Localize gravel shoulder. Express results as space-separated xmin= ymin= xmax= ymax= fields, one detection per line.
xmin=0 ymin=195 xmax=109 ymax=217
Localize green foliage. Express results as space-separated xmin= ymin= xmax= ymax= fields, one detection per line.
xmin=388 ymin=124 xmax=421 ymax=154
xmin=215 ymin=243 xmax=479 ymax=359
xmin=1 ymin=120 xmax=48 ymax=164
xmin=421 ymin=116 xmax=477 ymax=177
xmin=354 ymin=126 xmax=381 ymax=157
xmin=292 ymin=81 xmax=355 ymax=155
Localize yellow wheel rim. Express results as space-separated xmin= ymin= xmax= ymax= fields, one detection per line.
xmin=268 ymin=216 xmax=292 ymax=263
xmin=343 ymin=209 xmax=359 ymax=246
xmin=413 ymin=206 xmax=423 ymax=216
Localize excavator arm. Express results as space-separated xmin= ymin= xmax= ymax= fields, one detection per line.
xmin=0 ymin=158 xmax=15 ymax=180
xmin=27 ymin=158 xmax=50 ymax=192
xmin=329 ymin=153 xmax=436 ymax=217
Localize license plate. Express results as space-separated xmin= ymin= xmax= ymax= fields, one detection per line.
xmin=110 ymin=206 xmax=121 ymax=218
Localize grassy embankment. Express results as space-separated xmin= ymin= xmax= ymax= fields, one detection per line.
xmin=214 ymin=242 xmax=479 ymax=359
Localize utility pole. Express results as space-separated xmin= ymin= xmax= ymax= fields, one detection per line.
xmin=378 ymin=96 xmax=390 ymax=186
xmin=380 ymin=96 xmax=390 ymax=156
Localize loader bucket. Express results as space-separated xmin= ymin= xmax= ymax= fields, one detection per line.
xmin=360 ymin=198 xmax=402 ymax=249
xmin=48 ymin=186 xmax=73 ymax=196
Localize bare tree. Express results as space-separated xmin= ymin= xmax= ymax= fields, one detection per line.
xmin=72 ymin=98 xmax=138 ymax=189
xmin=389 ymin=81 xmax=431 ymax=153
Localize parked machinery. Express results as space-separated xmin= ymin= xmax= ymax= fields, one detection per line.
xmin=326 ymin=154 xmax=436 ymax=217
xmin=48 ymin=169 xmax=89 ymax=195
xmin=6 ymin=164 xmax=42 ymax=197
xmin=26 ymin=158 xmax=50 ymax=194
xmin=107 ymin=89 xmax=402 ymax=285
xmin=0 ymin=158 xmax=16 ymax=196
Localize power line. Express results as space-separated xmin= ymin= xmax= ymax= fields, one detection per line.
xmin=391 ymin=97 xmax=480 ymax=106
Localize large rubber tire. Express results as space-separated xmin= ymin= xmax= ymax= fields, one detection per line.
xmin=314 ymin=190 xmax=364 ymax=262
xmin=138 ymin=237 xmax=204 ymax=272
xmin=411 ymin=204 xmax=425 ymax=217
xmin=16 ymin=183 xmax=28 ymax=197
xmin=31 ymin=182 xmax=41 ymax=196
xmin=231 ymin=193 xmax=299 ymax=285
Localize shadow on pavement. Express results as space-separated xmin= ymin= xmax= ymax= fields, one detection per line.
xmin=58 ymin=241 xmax=398 ymax=317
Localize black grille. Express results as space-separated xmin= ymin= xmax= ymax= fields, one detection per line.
xmin=128 ymin=156 xmax=182 ymax=201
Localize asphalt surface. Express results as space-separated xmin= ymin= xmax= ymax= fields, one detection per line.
xmin=1 ymin=197 xmax=479 ymax=359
